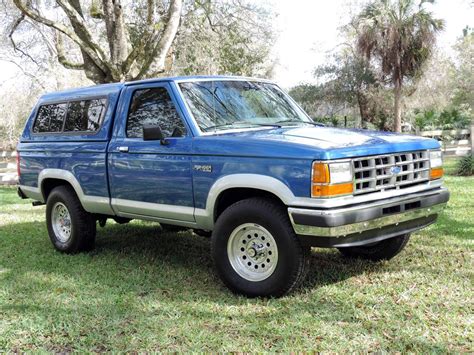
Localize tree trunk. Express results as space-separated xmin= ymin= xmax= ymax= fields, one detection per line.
xmin=357 ymin=92 xmax=370 ymax=129
xmin=102 ymin=0 xmax=129 ymax=75
xmin=471 ymin=118 xmax=474 ymax=156
xmin=393 ymin=79 xmax=402 ymax=133
xmin=135 ymin=0 xmax=182 ymax=79
xmin=357 ymin=91 xmax=374 ymax=129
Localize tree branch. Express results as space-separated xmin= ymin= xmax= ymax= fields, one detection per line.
xmin=147 ymin=0 xmax=154 ymax=25
xmin=121 ymin=0 xmax=159 ymax=77
xmin=55 ymin=32 xmax=84 ymax=70
xmin=134 ymin=0 xmax=182 ymax=79
xmin=30 ymin=21 xmax=56 ymax=56
xmin=56 ymin=0 xmax=108 ymax=61
xmin=8 ymin=14 xmax=41 ymax=67
xmin=121 ymin=31 xmax=152 ymax=78
xmin=0 ymin=57 xmax=46 ymax=90
xmin=12 ymin=0 xmax=109 ymax=73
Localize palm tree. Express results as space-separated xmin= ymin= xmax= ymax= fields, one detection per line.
xmin=355 ymin=0 xmax=444 ymax=132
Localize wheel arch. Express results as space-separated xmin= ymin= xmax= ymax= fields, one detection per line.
xmin=205 ymin=174 xmax=296 ymax=223
xmin=41 ymin=178 xmax=77 ymax=201
xmin=39 ymin=169 xmax=85 ymax=202
xmin=38 ymin=169 xmax=113 ymax=215
xmin=213 ymin=187 xmax=285 ymax=222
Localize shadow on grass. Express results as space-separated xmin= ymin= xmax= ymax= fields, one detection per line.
xmin=1 ymin=220 xmax=382 ymax=299
xmin=0 ymin=220 xmax=455 ymax=352
xmin=99 ymin=223 xmax=393 ymax=293
xmin=101 ymin=223 xmax=387 ymax=294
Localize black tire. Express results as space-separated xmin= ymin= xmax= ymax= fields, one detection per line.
xmin=338 ymin=233 xmax=410 ymax=262
xmin=46 ymin=185 xmax=96 ymax=253
xmin=211 ymin=197 xmax=310 ymax=298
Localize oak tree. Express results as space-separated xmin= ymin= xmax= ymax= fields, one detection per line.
xmin=10 ymin=0 xmax=274 ymax=84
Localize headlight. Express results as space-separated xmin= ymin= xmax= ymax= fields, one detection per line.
xmin=429 ymin=150 xmax=443 ymax=168
xmin=429 ymin=150 xmax=443 ymax=180
xmin=312 ymin=161 xmax=353 ymax=198
xmin=329 ymin=162 xmax=353 ymax=184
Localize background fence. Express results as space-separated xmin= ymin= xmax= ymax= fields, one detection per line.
xmin=0 ymin=150 xmax=17 ymax=185
xmin=420 ymin=127 xmax=473 ymax=156
xmin=1 ymin=124 xmax=473 ymax=185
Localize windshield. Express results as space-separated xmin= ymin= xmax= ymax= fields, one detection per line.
xmin=178 ymin=80 xmax=312 ymax=132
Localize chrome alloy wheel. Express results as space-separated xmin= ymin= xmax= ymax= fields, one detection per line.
xmin=51 ymin=202 xmax=72 ymax=243
xmin=227 ymin=223 xmax=279 ymax=282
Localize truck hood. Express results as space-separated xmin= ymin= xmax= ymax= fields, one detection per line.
xmin=280 ymin=126 xmax=429 ymax=148
xmin=194 ymin=126 xmax=440 ymax=160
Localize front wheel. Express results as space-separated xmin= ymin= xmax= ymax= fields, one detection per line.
xmin=338 ymin=233 xmax=410 ymax=262
xmin=211 ymin=198 xmax=310 ymax=297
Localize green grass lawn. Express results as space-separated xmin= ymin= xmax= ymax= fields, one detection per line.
xmin=0 ymin=162 xmax=472 ymax=352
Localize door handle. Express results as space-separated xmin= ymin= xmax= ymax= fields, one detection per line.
xmin=117 ymin=146 xmax=129 ymax=153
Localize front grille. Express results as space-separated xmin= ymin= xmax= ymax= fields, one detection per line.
xmin=353 ymin=151 xmax=430 ymax=195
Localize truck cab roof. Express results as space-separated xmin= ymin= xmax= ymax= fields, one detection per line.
xmin=39 ymin=75 xmax=272 ymax=102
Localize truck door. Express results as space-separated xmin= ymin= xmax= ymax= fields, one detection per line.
xmin=108 ymin=82 xmax=195 ymax=222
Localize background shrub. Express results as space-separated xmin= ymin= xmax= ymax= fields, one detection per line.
xmin=457 ymin=155 xmax=474 ymax=176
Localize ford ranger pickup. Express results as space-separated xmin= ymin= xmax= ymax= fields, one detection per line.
xmin=16 ymin=76 xmax=449 ymax=297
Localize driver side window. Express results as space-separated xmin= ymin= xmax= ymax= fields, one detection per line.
xmin=126 ymin=87 xmax=187 ymax=138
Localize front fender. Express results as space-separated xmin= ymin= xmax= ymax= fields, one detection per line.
xmin=193 ymin=174 xmax=298 ymax=230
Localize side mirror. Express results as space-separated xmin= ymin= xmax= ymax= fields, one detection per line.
xmin=143 ymin=124 xmax=169 ymax=145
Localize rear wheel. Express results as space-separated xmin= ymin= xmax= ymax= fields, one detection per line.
xmin=338 ymin=233 xmax=410 ymax=261
xmin=212 ymin=197 xmax=310 ymax=297
xmin=46 ymin=185 xmax=96 ymax=253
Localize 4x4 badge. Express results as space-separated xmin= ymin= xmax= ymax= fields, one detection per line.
xmin=193 ymin=164 xmax=212 ymax=173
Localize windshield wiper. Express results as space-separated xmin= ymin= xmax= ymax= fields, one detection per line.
xmin=275 ymin=119 xmax=324 ymax=127
xmin=202 ymin=121 xmax=281 ymax=132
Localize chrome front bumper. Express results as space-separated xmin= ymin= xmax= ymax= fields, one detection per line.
xmin=289 ymin=187 xmax=449 ymax=247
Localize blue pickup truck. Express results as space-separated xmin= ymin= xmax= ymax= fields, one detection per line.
xmin=17 ymin=76 xmax=449 ymax=297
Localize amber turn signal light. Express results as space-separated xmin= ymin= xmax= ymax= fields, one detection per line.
xmin=430 ymin=167 xmax=443 ymax=180
xmin=312 ymin=163 xmax=330 ymax=183
xmin=312 ymin=182 xmax=353 ymax=197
